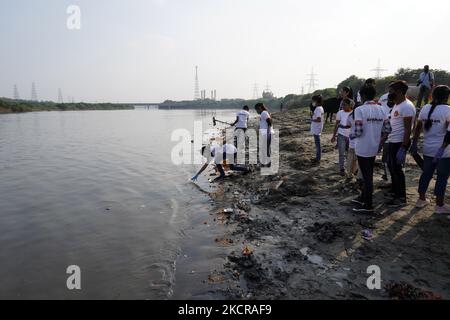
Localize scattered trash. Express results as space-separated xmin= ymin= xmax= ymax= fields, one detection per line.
xmin=300 ymin=247 xmax=309 ymax=256
xmin=385 ymin=282 xmax=442 ymax=300
xmin=242 ymin=245 xmax=254 ymax=256
xmin=223 ymin=208 xmax=234 ymax=214
xmin=307 ymin=254 xmax=324 ymax=266
xmin=306 ymin=222 xmax=343 ymax=243
xmin=237 ymin=201 xmax=251 ymax=213
xmin=361 ymin=229 xmax=373 ymax=240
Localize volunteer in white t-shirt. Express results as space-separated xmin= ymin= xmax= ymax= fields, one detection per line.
xmin=386 ymin=80 xmax=416 ymax=206
xmin=231 ymin=105 xmax=250 ymax=151
xmin=191 ymin=143 xmax=250 ymax=182
xmin=378 ymin=81 xmax=396 ymax=183
xmin=255 ymin=103 xmax=274 ymax=166
xmin=411 ymin=85 xmax=450 ymax=214
xmin=331 ymin=98 xmax=353 ymax=175
xmin=310 ymin=95 xmax=325 ymax=163
xmin=232 ymin=106 xmax=250 ymax=132
xmin=351 ymin=85 xmax=391 ymax=213
xmin=416 ymin=65 xmax=435 ymax=108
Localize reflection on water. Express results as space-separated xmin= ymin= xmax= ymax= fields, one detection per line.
xmin=0 ymin=109 xmax=238 ymax=299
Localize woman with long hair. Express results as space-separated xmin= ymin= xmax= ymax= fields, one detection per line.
xmin=411 ymin=85 xmax=450 ymax=214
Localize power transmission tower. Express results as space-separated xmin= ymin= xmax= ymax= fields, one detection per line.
xmin=301 ymin=85 xmax=305 ymax=95
xmin=371 ymin=59 xmax=387 ymax=79
xmin=306 ymin=68 xmax=318 ymax=93
xmin=58 ymin=88 xmax=63 ymax=103
xmin=252 ymin=83 xmax=260 ymax=99
xmin=31 ymin=82 xmax=38 ymax=101
xmin=194 ymin=66 xmax=200 ymax=100
xmin=13 ymin=84 xmax=20 ymax=100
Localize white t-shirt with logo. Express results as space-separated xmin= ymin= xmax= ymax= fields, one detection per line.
xmin=354 ymin=102 xmax=389 ymax=158
xmin=236 ymin=110 xmax=250 ymax=129
xmin=418 ymin=104 xmax=450 ymax=158
xmin=260 ymin=111 xmax=274 ymax=134
xmin=387 ymin=99 xmax=416 ymax=143
xmin=336 ymin=110 xmax=351 ymax=137
xmin=310 ymin=106 xmax=324 ymax=135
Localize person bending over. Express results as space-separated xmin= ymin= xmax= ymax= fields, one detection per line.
xmin=191 ymin=144 xmax=250 ymax=182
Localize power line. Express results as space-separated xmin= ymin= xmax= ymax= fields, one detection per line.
xmin=252 ymin=83 xmax=260 ymax=99
xmin=306 ymin=68 xmax=318 ymax=93
xmin=194 ymin=66 xmax=200 ymax=100
xmin=13 ymin=84 xmax=20 ymax=100
xmin=371 ymin=58 xmax=387 ymax=79
xmin=58 ymin=88 xmax=64 ymax=103
xmin=31 ymin=82 xmax=38 ymax=101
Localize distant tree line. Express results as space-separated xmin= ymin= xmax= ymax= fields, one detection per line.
xmin=3 ymin=68 xmax=449 ymax=114
xmin=0 ymin=97 xmax=133 ymax=113
xmin=160 ymin=97 xmax=283 ymax=111
xmin=283 ymin=68 xmax=450 ymax=110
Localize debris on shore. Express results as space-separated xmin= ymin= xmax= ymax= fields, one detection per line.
xmin=203 ymin=108 xmax=450 ymax=300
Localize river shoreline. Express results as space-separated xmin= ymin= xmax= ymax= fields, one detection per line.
xmin=199 ymin=108 xmax=449 ymax=300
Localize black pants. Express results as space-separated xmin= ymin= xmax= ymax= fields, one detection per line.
xmin=387 ymin=142 xmax=406 ymax=200
xmin=215 ymin=152 xmax=249 ymax=177
xmin=357 ymin=156 xmax=376 ymax=208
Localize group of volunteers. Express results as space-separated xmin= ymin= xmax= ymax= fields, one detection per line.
xmin=191 ymin=102 xmax=273 ymax=182
xmin=191 ymin=66 xmax=449 ymax=218
xmin=310 ymin=70 xmax=450 ymax=216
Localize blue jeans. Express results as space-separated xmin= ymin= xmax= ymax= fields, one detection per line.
xmin=337 ymin=134 xmax=348 ymax=171
xmin=314 ymin=135 xmax=321 ymax=161
xmin=418 ymin=156 xmax=450 ymax=197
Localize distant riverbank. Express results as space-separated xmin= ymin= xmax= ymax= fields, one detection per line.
xmin=0 ymin=97 xmax=133 ymax=114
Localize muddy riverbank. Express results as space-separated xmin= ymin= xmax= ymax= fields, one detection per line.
xmin=194 ymin=108 xmax=450 ymax=300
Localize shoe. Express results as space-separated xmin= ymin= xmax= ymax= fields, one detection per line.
xmin=435 ymin=204 xmax=450 ymax=215
xmin=386 ymin=198 xmax=407 ymax=208
xmin=351 ymin=197 xmax=364 ymax=206
xmin=415 ymin=198 xmax=430 ymax=209
xmin=353 ymin=205 xmax=375 ymax=213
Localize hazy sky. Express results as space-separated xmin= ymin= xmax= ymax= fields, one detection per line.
xmin=1 ymin=0 xmax=449 ymax=103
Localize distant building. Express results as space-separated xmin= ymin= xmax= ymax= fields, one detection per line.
xmin=262 ymin=89 xmax=274 ymax=99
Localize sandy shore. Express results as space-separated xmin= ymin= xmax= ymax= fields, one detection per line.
xmin=199 ymin=108 xmax=449 ymax=300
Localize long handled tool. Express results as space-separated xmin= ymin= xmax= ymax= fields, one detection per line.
xmin=213 ymin=116 xmax=233 ymax=127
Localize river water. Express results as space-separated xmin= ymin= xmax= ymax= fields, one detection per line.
xmin=0 ymin=108 xmax=238 ymax=299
